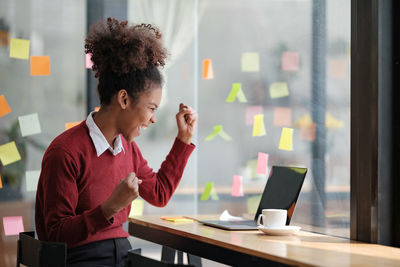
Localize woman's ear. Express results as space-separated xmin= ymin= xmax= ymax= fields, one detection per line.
xmin=117 ymin=89 xmax=129 ymax=109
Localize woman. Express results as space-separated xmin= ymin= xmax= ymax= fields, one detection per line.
xmin=35 ymin=18 xmax=197 ymax=266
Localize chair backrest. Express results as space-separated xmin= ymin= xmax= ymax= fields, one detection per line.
xmin=17 ymin=231 xmax=67 ymax=267
xmin=126 ymin=249 xmax=195 ymax=267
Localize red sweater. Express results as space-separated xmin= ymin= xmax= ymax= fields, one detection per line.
xmin=35 ymin=122 xmax=195 ymax=248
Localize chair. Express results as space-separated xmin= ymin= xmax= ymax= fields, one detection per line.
xmin=125 ymin=248 xmax=196 ymax=267
xmin=16 ymin=231 xmax=66 ymax=267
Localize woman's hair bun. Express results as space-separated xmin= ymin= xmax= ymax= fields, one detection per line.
xmin=85 ymin=17 xmax=168 ymax=78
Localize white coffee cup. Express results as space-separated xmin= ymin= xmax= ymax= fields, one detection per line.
xmin=257 ymin=209 xmax=287 ymax=228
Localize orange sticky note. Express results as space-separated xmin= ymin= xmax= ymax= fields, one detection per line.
xmin=202 ymin=59 xmax=214 ymax=79
xmin=273 ymin=107 xmax=292 ymax=126
xmin=30 ymin=56 xmax=50 ymax=76
xmin=65 ymin=121 xmax=81 ymax=130
xmin=94 ymin=107 xmax=100 ymax=111
xmin=281 ymin=51 xmax=299 ymax=71
xmin=231 ymin=175 xmax=244 ymax=197
xmin=0 ymin=174 xmax=3 ymax=189
xmin=329 ymin=59 xmax=347 ymax=79
xmin=256 ymin=152 xmax=269 ymax=175
xmin=3 ymin=216 xmax=24 ymax=236
xmin=0 ymin=95 xmax=11 ymax=117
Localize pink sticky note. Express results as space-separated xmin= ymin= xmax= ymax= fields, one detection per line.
xmin=86 ymin=53 xmax=93 ymax=69
xmin=273 ymin=107 xmax=292 ymax=126
xmin=282 ymin=51 xmax=299 ymax=71
xmin=245 ymin=105 xmax=263 ymax=126
xmin=256 ymin=152 xmax=269 ymax=175
xmin=3 ymin=216 xmax=24 ymax=236
xmin=231 ymin=175 xmax=244 ymax=197
xmin=329 ymin=59 xmax=347 ymax=79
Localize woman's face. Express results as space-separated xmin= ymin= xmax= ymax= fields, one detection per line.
xmin=118 ymin=85 xmax=162 ymax=142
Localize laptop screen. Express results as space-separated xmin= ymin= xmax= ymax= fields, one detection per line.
xmin=254 ymin=166 xmax=307 ymax=224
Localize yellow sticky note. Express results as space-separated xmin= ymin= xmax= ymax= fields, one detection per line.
xmin=0 ymin=141 xmax=21 ymax=166
xmin=161 ymin=216 xmax=194 ymax=223
xmin=202 ymin=59 xmax=214 ymax=79
xmin=247 ymin=195 xmax=262 ymax=214
xmin=279 ymin=127 xmax=294 ymax=151
xmin=241 ymin=52 xmax=259 ymax=72
xmin=65 ymin=121 xmax=81 ymax=130
xmin=30 ymin=56 xmax=50 ymax=76
xmin=9 ymin=38 xmax=30 ymax=59
xmin=226 ymin=83 xmax=247 ymax=103
xmin=129 ymin=199 xmax=144 ymax=217
xmin=269 ymin=82 xmax=289 ymax=99
xmin=252 ymin=114 xmax=266 ymax=136
xmin=200 ymin=182 xmax=219 ymax=200
xmin=18 ymin=113 xmax=41 ymax=137
xmin=205 ymin=125 xmax=232 ymax=141
xmin=0 ymin=95 xmax=12 ymax=117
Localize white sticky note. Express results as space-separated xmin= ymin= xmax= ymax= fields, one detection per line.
xmin=26 ymin=170 xmax=41 ymax=192
xmin=18 ymin=113 xmax=41 ymax=137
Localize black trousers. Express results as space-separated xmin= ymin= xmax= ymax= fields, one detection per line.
xmin=67 ymin=238 xmax=132 ymax=267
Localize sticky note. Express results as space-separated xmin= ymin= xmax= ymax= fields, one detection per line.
xmin=161 ymin=216 xmax=194 ymax=223
xmin=281 ymin=51 xmax=299 ymax=71
xmin=0 ymin=95 xmax=11 ymax=117
xmin=94 ymin=107 xmax=100 ymax=111
xmin=245 ymin=106 xmax=263 ymax=126
xmin=18 ymin=113 xmax=41 ymax=137
xmin=241 ymin=52 xmax=259 ymax=72
xmin=226 ymin=83 xmax=247 ymax=103
xmin=269 ymin=82 xmax=289 ymax=99
xmin=0 ymin=174 xmax=3 ymax=188
xmin=0 ymin=141 xmax=21 ymax=166
xmin=9 ymin=38 xmax=30 ymax=59
xmin=247 ymin=195 xmax=262 ymax=214
xmin=246 ymin=159 xmax=266 ymax=179
xmin=129 ymin=198 xmax=144 ymax=217
xmin=300 ymin=123 xmax=316 ymax=141
xmin=3 ymin=216 xmax=24 ymax=236
xmin=200 ymin=182 xmax=219 ymax=200
xmin=273 ymin=107 xmax=292 ymax=126
xmin=86 ymin=53 xmax=94 ymax=69
xmin=256 ymin=152 xmax=269 ymax=175
xmin=231 ymin=175 xmax=244 ymax=197
xmin=329 ymin=59 xmax=347 ymax=79
xmin=279 ymin=127 xmax=294 ymax=151
xmin=252 ymin=114 xmax=266 ymax=136
xmin=65 ymin=121 xmax=81 ymax=130
xmin=26 ymin=170 xmax=40 ymax=192
xmin=205 ymin=125 xmax=232 ymax=141
xmin=30 ymin=56 xmax=50 ymax=76
xmin=202 ymin=59 xmax=214 ymax=79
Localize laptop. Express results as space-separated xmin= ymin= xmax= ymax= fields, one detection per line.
xmin=199 ymin=166 xmax=307 ymax=230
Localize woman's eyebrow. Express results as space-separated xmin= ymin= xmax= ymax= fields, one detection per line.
xmin=148 ymin=102 xmax=158 ymax=108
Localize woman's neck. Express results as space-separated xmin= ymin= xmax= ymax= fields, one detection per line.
xmin=92 ymin=108 xmax=119 ymax=147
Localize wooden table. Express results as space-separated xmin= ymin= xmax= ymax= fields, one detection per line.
xmin=128 ymin=215 xmax=400 ymax=267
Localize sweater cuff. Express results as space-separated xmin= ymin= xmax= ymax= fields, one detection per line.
xmin=173 ymin=138 xmax=196 ymax=157
xmin=84 ymin=205 xmax=113 ymax=234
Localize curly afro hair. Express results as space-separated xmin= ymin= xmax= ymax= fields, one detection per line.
xmin=84 ymin=18 xmax=168 ymax=105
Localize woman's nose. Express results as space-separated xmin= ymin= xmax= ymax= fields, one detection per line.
xmin=150 ymin=115 xmax=157 ymax=124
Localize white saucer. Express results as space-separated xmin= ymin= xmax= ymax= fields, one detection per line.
xmin=257 ymin=225 xmax=301 ymax=236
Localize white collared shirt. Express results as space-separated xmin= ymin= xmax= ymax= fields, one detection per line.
xmin=86 ymin=111 xmax=125 ymax=157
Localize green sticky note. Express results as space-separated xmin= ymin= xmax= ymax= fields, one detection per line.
xmin=241 ymin=52 xmax=260 ymax=72
xmin=279 ymin=127 xmax=294 ymax=151
xmin=129 ymin=198 xmax=144 ymax=217
xmin=10 ymin=38 xmax=30 ymax=60
xmin=269 ymin=82 xmax=289 ymax=99
xmin=247 ymin=195 xmax=262 ymax=214
xmin=226 ymin=83 xmax=247 ymax=103
xmin=252 ymin=114 xmax=266 ymax=136
xmin=200 ymin=182 xmax=213 ymax=200
xmin=205 ymin=125 xmax=232 ymax=141
xmin=0 ymin=141 xmax=21 ymax=166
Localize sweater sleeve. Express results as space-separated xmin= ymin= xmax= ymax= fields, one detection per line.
xmin=134 ymin=138 xmax=195 ymax=207
xmin=39 ymin=147 xmax=112 ymax=246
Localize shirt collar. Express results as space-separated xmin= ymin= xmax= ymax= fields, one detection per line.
xmin=86 ymin=111 xmax=125 ymax=157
